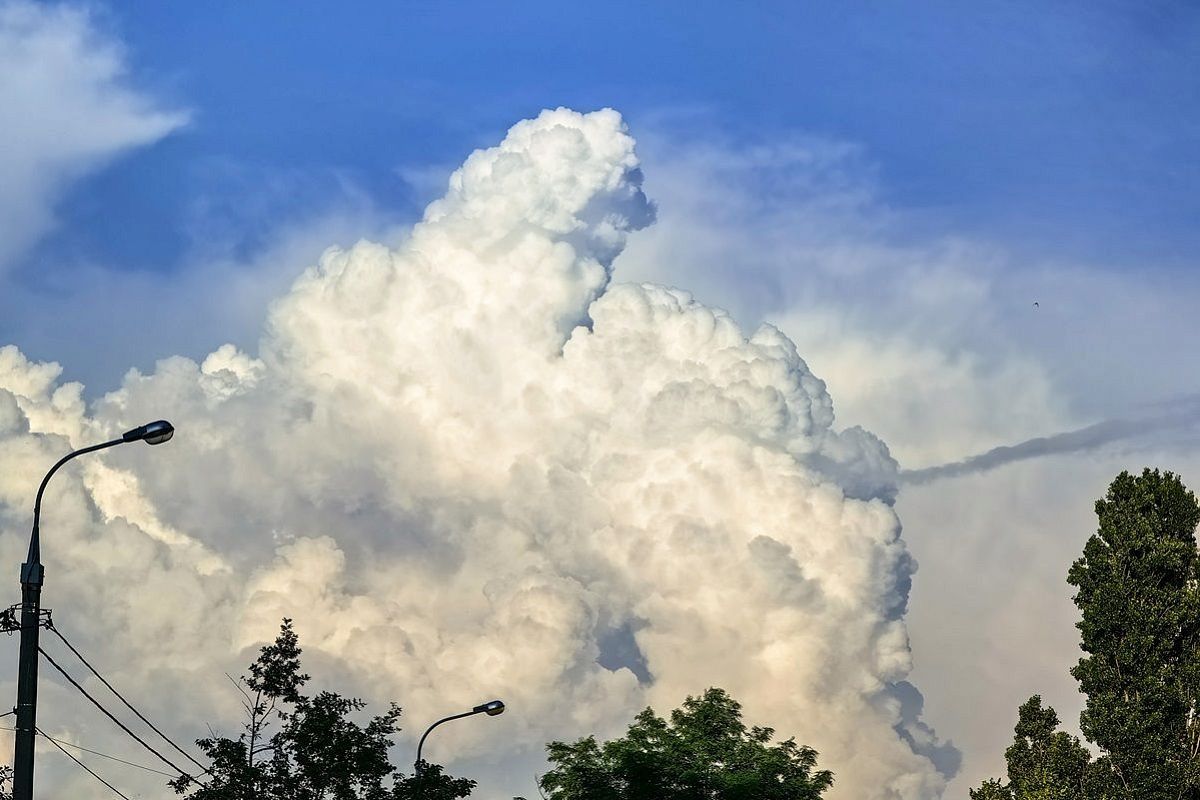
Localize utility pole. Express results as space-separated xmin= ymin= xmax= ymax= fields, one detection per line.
xmin=13 ymin=551 xmax=44 ymax=800
xmin=12 ymin=421 xmax=174 ymax=800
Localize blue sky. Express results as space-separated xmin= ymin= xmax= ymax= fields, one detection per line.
xmin=26 ymin=0 xmax=1200 ymax=278
xmin=7 ymin=0 xmax=1199 ymax=398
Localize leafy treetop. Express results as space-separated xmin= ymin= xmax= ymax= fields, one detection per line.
xmin=536 ymin=687 xmax=833 ymax=800
xmin=173 ymin=618 xmax=475 ymax=800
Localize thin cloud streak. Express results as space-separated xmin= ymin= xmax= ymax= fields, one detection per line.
xmin=900 ymin=404 xmax=1200 ymax=486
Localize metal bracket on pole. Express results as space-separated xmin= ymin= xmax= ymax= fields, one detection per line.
xmin=0 ymin=605 xmax=51 ymax=635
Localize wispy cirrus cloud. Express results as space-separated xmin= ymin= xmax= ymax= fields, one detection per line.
xmin=0 ymin=0 xmax=186 ymax=273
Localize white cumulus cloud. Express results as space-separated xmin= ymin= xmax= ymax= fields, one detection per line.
xmin=0 ymin=108 xmax=950 ymax=799
xmin=615 ymin=123 xmax=1200 ymax=795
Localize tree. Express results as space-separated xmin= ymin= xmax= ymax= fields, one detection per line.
xmin=1068 ymin=468 xmax=1200 ymax=798
xmin=968 ymin=696 xmax=1090 ymax=800
xmin=973 ymin=468 xmax=1200 ymax=800
xmin=174 ymin=619 xmax=475 ymax=800
xmin=536 ymin=687 xmax=833 ymax=800
xmin=394 ymin=762 xmax=477 ymax=800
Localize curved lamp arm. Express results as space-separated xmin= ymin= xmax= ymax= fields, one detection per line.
xmin=415 ymin=700 xmax=505 ymax=771
xmin=22 ymin=420 xmax=175 ymax=586
xmin=23 ymin=439 xmax=121 ymax=581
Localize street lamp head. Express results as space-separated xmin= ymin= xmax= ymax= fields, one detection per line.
xmin=122 ymin=420 xmax=175 ymax=445
xmin=474 ymin=700 xmax=505 ymax=717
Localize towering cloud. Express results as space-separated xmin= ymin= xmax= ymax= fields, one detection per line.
xmin=0 ymin=109 xmax=951 ymax=798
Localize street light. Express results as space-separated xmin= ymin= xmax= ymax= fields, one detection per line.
xmin=415 ymin=699 xmax=506 ymax=777
xmin=12 ymin=420 xmax=175 ymax=800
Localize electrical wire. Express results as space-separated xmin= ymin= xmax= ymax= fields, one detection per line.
xmin=38 ymin=647 xmax=206 ymax=788
xmin=36 ymin=725 xmax=133 ymax=800
xmin=0 ymin=724 xmax=177 ymax=778
xmin=46 ymin=622 xmax=209 ymax=773
xmin=44 ymin=733 xmax=178 ymax=778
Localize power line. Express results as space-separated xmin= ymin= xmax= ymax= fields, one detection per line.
xmin=38 ymin=647 xmax=205 ymax=788
xmin=0 ymin=723 xmax=177 ymax=778
xmin=36 ymin=725 xmax=133 ymax=800
xmin=46 ymin=622 xmax=208 ymax=773
xmin=43 ymin=732 xmax=178 ymax=778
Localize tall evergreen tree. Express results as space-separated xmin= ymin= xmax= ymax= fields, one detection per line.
xmin=974 ymin=468 xmax=1200 ymax=800
xmin=1068 ymin=468 xmax=1200 ymax=797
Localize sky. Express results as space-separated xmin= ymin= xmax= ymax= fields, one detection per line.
xmin=1 ymin=1 xmax=1199 ymax=798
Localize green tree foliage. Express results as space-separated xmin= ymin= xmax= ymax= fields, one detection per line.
xmin=1069 ymin=468 xmax=1200 ymax=797
xmin=973 ymin=468 xmax=1200 ymax=800
xmin=536 ymin=687 xmax=833 ymax=800
xmin=174 ymin=619 xmax=475 ymax=800
xmin=394 ymin=762 xmax=477 ymax=800
xmin=968 ymin=696 xmax=1090 ymax=800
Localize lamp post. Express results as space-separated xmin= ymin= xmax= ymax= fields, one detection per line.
xmin=414 ymin=699 xmax=505 ymax=780
xmin=12 ymin=420 xmax=174 ymax=800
